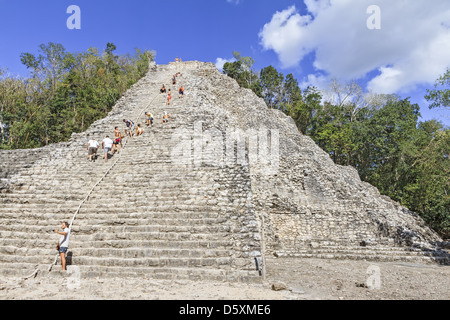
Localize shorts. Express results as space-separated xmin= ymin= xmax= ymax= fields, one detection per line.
xmin=113 ymin=138 xmax=121 ymax=145
xmin=163 ymin=119 xmax=169 ymax=123
xmin=179 ymin=91 xmax=184 ymax=95
xmin=59 ymin=247 xmax=68 ymax=254
xmin=88 ymin=147 xmax=97 ymax=155
xmin=104 ymin=147 xmax=111 ymax=154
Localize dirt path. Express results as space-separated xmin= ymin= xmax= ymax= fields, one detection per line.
xmin=1 ymin=259 xmax=448 ymax=300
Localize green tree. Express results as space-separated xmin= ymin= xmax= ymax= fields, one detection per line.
xmin=282 ymin=73 xmax=302 ymax=106
xmin=20 ymin=42 xmax=69 ymax=94
xmin=401 ymin=121 xmax=449 ymax=238
xmin=357 ymin=99 xmax=420 ymax=196
xmin=0 ymin=43 xmax=154 ymax=149
xmin=425 ymin=68 xmax=450 ymax=110
xmin=260 ymin=66 xmax=284 ymax=109
xmin=223 ymin=60 xmax=247 ymax=88
xmin=222 ymin=52 xmax=261 ymax=98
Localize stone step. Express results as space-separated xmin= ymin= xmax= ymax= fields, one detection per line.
xmin=274 ymin=246 xmax=435 ymax=257
xmin=0 ymin=254 xmax=253 ymax=270
xmin=3 ymin=181 xmax=242 ymax=192
xmin=0 ymin=229 xmax=236 ymax=241
xmin=272 ymin=252 xmax=448 ymax=264
xmin=0 ymin=211 xmax=236 ymax=223
xmin=63 ymin=265 xmax=261 ymax=283
xmin=70 ymin=247 xmax=233 ymax=259
xmin=0 ymin=239 xmax=234 ymax=251
xmin=0 ymin=246 xmax=234 ymax=261
xmin=0 ymin=204 xmax=236 ymax=213
xmin=0 ymin=217 xmax=231 ymax=229
xmin=69 ymin=256 xmax=254 ymax=270
xmin=0 ymin=195 xmax=244 ymax=205
xmin=0 ymin=224 xmax=235 ymax=235
xmin=0 ymin=211 xmax=226 ymax=220
xmin=1 ymin=172 xmax=224 ymax=185
xmin=0 ymin=263 xmax=261 ymax=283
xmin=0 ymin=189 xmax=224 ymax=200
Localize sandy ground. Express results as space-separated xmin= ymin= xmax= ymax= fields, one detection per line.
xmin=0 ymin=258 xmax=448 ymax=300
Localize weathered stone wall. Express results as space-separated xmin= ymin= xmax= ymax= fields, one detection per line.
xmin=0 ymin=148 xmax=49 ymax=191
xmin=177 ymin=61 xmax=447 ymax=263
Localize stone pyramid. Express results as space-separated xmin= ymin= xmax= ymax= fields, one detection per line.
xmin=0 ymin=61 xmax=448 ymax=283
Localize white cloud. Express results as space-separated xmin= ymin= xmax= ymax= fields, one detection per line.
xmin=303 ymin=0 xmax=331 ymax=17
xmin=259 ymin=0 xmax=450 ymax=94
xmin=299 ymin=73 xmax=330 ymax=91
xmin=226 ymin=0 xmax=241 ymax=5
xmin=259 ymin=6 xmax=312 ymax=69
xmin=215 ymin=57 xmax=236 ymax=71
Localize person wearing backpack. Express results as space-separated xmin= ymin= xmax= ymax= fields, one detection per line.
xmin=123 ymin=119 xmax=135 ymax=138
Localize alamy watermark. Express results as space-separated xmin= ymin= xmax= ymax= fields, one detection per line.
xmin=367 ymin=5 xmax=381 ymax=30
xmin=65 ymin=5 xmax=381 ymax=31
xmin=170 ymin=122 xmax=280 ymax=176
xmin=66 ymin=266 xmax=81 ymax=290
xmin=67 ymin=5 xmax=81 ymax=30
xmin=366 ymin=265 xmax=382 ymax=290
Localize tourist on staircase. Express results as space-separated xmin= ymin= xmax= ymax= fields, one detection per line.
xmin=54 ymin=222 xmax=70 ymax=271
xmin=102 ymin=135 xmax=114 ymax=163
xmin=113 ymin=127 xmax=123 ymax=154
xmin=123 ymin=119 xmax=135 ymax=138
xmin=145 ymin=112 xmax=154 ymax=127
xmin=87 ymin=138 xmax=99 ymax=162
xmin=162 ymin=111 xmax=171 ymax=124
xmin=167 ymin=89 xmax=172 ymax=106
xmin=135 ymin=124 xmax=144 ymax=136
xmin=179 ymin=85 xmax=184 ymax=99
xmin=160 ymin=84 xmax=166 ymax=94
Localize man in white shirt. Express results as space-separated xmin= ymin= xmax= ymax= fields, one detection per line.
xmin=87 ymin=138 xmax=100 ymax=162
xmin=102 ymin=135 xmax=114 ymax=163
xmin=54 ymin=222 xmax=70 ymax=271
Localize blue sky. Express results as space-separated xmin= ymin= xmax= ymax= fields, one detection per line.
xmin=0 ymin=0 xmax=448 ymax=125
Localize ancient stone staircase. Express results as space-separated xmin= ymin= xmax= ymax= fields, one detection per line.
xmin=0 ymin=61 xmax=448 ymax=284
xmin=0 ymin=62 xmax=262 ymax=282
